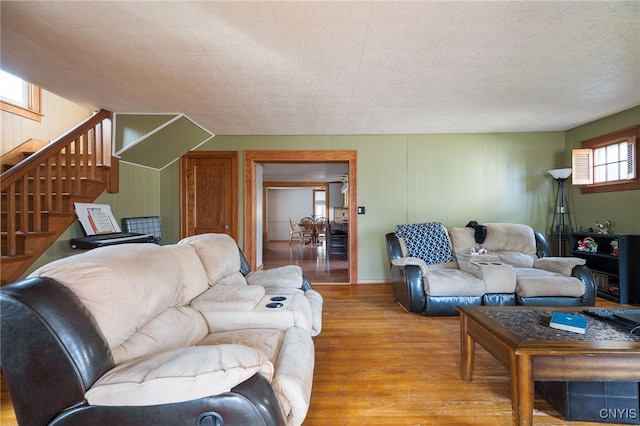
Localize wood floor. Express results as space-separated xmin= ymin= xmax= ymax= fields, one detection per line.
xmin=305 ymin=285 xmax=629 ymax=426
xmin=262 ymin=240 xmax=349 ymax=284
xmin=2 ymin=283 xmax=629 ymax=425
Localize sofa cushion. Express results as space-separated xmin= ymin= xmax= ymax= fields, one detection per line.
xmin=198 ymin=329 xmax=286 ymax=361
xmin=424 ymin=269 xmax=485 ymax=297
xmin=112 ymin=306 xmax=208 ymax=365
xmin=394 ymin=222 xmax=455 ymax=265
xmin=450 ymin=223 xmax=538 ymax=267
xmin=162 ymin=244 xmax=209 ymax=303
xmin=85 ymin=345 xmax=273 ymax=406
xmin=179 ymin=233 xmax=242 ymax=285
xmin=217 ymin=272 xmax=253 ymax=287
xmin=449 ymin=227 xmax=477 ymax=253
xmin=28 ymin=244 xmax=184 ymax=355
xmin=515 ymin=268 xmax=585 ymax=297
xmin=495 ymin=251 xmax=535 ymax=268
xmin=483 ymin=223 xmax=538 ymax=258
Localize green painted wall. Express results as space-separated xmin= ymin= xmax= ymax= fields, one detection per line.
xmin=24 ymin=106 xmax=639 ymax=283
xmin=160 ymin=160 xmax=181 ymax=243
xmin=565 ymin=105 xmax=640 ymax=235
xmin=196 ymin=131 xmax=565 ymax=282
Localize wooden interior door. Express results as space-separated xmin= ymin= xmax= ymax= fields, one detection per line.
xmin=180 ymin=151 xmax=238 ymax=240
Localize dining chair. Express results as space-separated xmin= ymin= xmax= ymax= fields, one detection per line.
xmin=298 ymin=217 xmax=315 ymax=245
xmin=314 ymin=217 xmax=327 ymax=245
xmin=288 ymin=218 xmax=303 ymax=245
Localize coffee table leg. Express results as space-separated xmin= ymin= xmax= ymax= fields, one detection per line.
xmin=460 ymin=312 xmax=475 ymax=381
xmin=510 ymin=353 xmax=534 ymax=426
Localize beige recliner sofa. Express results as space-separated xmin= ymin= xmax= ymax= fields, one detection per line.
xmin=386 ymin=222 xmax=596 ymax=316
xmin=179 ymin=233 xmax=323 ymax=336
xmin=1 ymin=233 xmax=319 ymax=426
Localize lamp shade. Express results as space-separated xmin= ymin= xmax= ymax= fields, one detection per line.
xmin=547 ymin=168 xmax=572 ymax=180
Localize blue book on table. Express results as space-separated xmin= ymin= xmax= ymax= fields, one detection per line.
xmin=550 ymin=312 xmax=587 ymax=334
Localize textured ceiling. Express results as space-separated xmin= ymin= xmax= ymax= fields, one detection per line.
xmin=1 ymin=1 xmax=639 ymax=136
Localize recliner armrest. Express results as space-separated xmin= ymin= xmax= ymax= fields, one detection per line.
xmin=534 ymin=256 xmax=586 ymax=276
xmin=191 ymin=284 xmax=265 ymax=311
xmin=391 ymin=257 xmax=428 ymax=274
xmin=246 ymin=265 xmax=304 ymax=288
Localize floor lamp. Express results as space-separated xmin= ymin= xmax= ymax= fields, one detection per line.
xmin=548 ymin=168 xmax=573 ymax=256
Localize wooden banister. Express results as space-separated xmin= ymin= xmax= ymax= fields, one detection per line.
xmin=1 ymin=110 xmax=117 ymax=281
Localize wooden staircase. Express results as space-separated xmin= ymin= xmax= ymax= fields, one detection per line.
xmin=1 ymin=110 xmax=118 ymax=285
xmin=1 ymin=139 xmax=48 ymax=172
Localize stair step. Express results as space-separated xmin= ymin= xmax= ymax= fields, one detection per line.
xmin=0 ymin=139 xmax=48 ymax=173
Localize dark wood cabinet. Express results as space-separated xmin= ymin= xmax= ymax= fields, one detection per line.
xmin=570 ymin=232 xmax=640 ymax=304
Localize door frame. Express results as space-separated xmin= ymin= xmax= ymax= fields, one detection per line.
xmin=244 ymin=150 xmax=358 ymax=284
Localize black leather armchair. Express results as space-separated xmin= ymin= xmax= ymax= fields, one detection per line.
xmin=0 ymin=277 xmax=286 ymax=426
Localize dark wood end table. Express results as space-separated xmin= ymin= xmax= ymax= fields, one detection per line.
xmin=458 ymin=306 xmax=640 ymax=426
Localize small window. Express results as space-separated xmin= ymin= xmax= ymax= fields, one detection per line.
xmin=313 ymin=190 xmax=326 ymax=218
xmin=0 ymin=69 xmax=43 ymax=122
xmin=572 ymin=126 xmax=639 ymax=193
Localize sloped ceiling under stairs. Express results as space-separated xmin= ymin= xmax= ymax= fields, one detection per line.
xmin=115 ymin=113 xmax=214 ymax=170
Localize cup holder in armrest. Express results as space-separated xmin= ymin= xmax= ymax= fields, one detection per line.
xmin=266 ymin=302 xmax=284 ymax=308
xmin=270 ymin=296 xmax=287 ymax=301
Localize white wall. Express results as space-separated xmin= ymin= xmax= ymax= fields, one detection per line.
xmin=1 ymin=89 xmax=92 ymax=154
xmin=267 ymin=188 xmax=313 ymax=241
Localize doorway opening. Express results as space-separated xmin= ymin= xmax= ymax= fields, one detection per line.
xmin=313 ymin=189 xmax=326 ymax=218
xmin=244 ymin=150 xmax=357 ymax=284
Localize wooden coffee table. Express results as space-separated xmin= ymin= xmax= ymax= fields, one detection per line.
xmin=458 ymin=306 xmax=640 ymax=426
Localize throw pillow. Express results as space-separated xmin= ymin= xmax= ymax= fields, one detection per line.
xmin=394 ymin=222 xmax=455 ymax=265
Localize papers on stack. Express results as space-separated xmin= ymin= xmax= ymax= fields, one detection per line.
xmin=550 ymin=312 xmax=588 ymax=334
xmin=74 ymin=203 xmax=121 ymax=235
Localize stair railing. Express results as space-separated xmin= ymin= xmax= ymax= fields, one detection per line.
xmin=1 ymin=110 xmax=115 ymax=257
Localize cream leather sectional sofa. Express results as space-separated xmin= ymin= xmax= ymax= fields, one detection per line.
xmin=1 ymin=233 xmax=321 ymax=426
